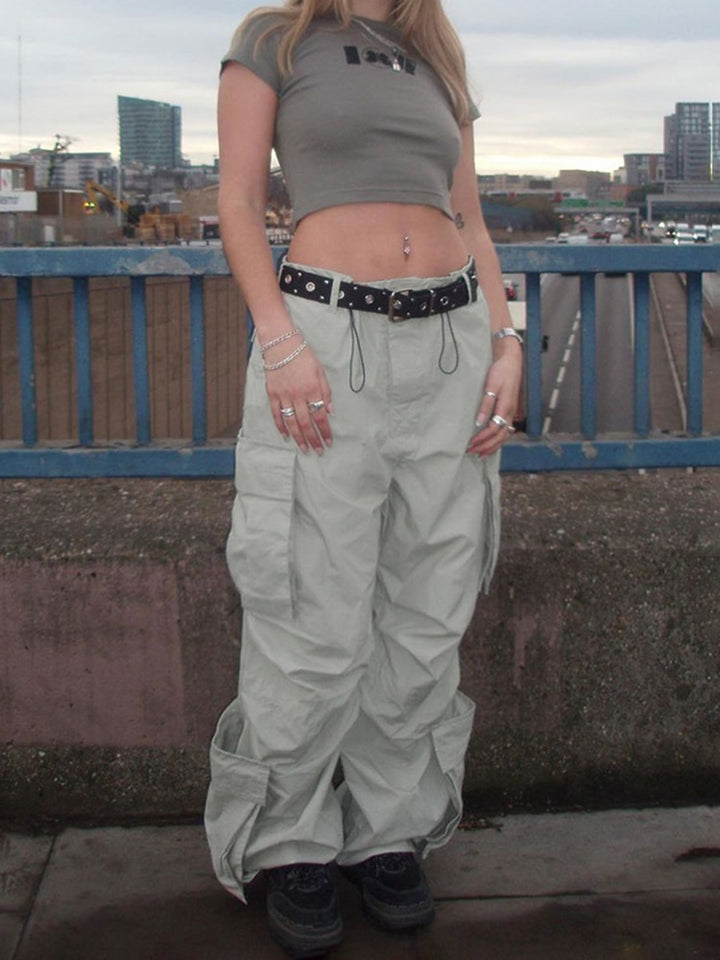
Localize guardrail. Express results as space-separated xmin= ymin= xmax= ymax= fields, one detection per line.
xmin=1 ymin=242 xmax=719 ymax=476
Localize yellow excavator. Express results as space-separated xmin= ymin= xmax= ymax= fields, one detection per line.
xmin=83 ymin=180 xmax=128 ymax=215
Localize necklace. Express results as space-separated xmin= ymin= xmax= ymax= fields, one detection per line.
xmin=351 ymin=17 xmax=405 ymax=72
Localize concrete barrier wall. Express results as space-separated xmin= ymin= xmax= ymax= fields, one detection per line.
xmin=1 ymin=470 xmax=719 ymax=824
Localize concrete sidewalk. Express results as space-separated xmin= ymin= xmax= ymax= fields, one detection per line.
xmin=2 ymin=807 xmax=720 ymax=960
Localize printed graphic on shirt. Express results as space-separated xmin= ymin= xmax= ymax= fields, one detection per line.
xmin=344 ymin=45 xmax=416 ymax=75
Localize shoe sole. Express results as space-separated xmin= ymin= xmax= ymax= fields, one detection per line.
xmin=267 ymin=905 xmax=344 ymax=959
xmin=362 ymin=892 xmax=435 ymax=931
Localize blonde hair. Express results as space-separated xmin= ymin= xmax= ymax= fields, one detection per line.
xmin=235 ymin=0 xmax=473 ymax=125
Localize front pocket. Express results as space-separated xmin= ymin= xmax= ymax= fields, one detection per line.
xmin=226 ymin=435 xmax=297 ymax=618
xmin=204 ymin=699 xmax=271 ymax=902
xmin=417 ymin=691 xmax=476 ymax=854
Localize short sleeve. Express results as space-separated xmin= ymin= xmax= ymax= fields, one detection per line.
xmin=467 ymin=94 xmax=481 ymax=122
xmin=221 ymin=13 xmax=283 ymax=94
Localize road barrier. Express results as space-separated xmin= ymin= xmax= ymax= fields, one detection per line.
xmin=1 ymin=243 xmax=719 ymax=476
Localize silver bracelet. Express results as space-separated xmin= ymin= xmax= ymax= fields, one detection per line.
xmin=492 ymin=327 xmax=523 ymax=345
xmin=263 ymin=339 xmax=308 ymax=371
xmin=258 ymin=328 xmax=301 ymax=355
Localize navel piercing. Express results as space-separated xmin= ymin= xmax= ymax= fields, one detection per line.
xmin=402 ymin=235 xmax=412 ymax=256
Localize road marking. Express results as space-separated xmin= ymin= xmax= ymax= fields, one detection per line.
xmin=627 ymin=274 xmax=635 ymax=353
xmin=544 ymin=313 xmax=581 ymax=434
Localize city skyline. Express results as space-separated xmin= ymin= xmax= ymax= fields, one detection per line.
xmin=0 ymin=0 xmax=719 ymax=177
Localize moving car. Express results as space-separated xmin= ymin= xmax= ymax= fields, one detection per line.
xmin=673 ymin=231 xmax=695 ymax=245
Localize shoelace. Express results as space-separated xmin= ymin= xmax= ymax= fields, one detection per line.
xmin=284 ymin=864 xmax=330 ymax=893
xmin=372 ymin=852 xmax=415 ymax=875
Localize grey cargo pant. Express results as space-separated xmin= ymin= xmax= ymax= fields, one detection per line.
xmin=205 ymin=259 xmax=500 ymax=901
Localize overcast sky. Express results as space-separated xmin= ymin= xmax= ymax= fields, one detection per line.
xmin=1 ymin=0 xmax=718 ymax=177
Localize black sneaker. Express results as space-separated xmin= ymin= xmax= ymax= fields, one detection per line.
xmin=341 ymin=852 xmax=435 ymax=930
xmin=265 ymin=863 xmax=343 ymax=959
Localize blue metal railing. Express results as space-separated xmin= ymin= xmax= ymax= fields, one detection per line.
xmin=1 ymin=242 xmax=719 ymax=476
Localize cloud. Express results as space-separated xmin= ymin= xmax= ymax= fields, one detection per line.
xmin=0 ymin=0 xmax=718 ymax=174
xmin=0 ymin=1 xmax=238 ymax=160
xmin=450 ymin=0 xmax=720 ymax=43
xmin=465 ymin=30 xmax=720 ymax=174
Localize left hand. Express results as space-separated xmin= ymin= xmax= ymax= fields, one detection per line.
xmin=466 ymin=344 xmax=522 ymax=458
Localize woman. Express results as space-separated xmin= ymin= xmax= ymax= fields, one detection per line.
xmin=205 ymin=0 xmax=522 ymax=956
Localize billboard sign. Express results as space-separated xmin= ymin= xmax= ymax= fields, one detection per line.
xmin=0 ymin=166 xmax=37 ymax=212
xmin=0 ymin=190 xmax=38 ymax=212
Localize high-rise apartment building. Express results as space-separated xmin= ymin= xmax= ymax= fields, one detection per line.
xmin=623 ymin=153 xmax=665 ymax=187
xmin=663 ymin=113 xmax=678 ymax=180
xmin=664 ymin=102 xmax=712 ymax=182
xmin=118 ymin=96 xmax=182 ymax=169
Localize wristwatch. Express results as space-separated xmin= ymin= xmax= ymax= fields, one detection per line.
xmin=492 ymin=327 xmax=523 ymax=345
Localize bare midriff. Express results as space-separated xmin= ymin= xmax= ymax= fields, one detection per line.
xmin=287 ymin=203 xmax=469 ymax=282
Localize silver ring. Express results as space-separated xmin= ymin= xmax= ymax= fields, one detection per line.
xmin=280 ymin=406 xmax=296 ymax=418
xmin=307 ymin=400 xmax=325 ymax=413
xmin=485 ymin=391 xmax=497 ymax=399
xmin=491 ymin=414 xmax=508 ymax=428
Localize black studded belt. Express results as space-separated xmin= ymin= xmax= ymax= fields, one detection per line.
xmin=279 ymin=261 xmax=478 ymax=322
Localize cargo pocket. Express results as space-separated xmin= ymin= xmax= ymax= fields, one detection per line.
xmin=416 ymin=691 xmax=476 ymax=856
xmin=479 ymin=452 xmax=501 ymax=594
xmin=204 ymin=699 xmax=270 ymax=902
xmin=226 ymin=435 xmax=297 ymax=619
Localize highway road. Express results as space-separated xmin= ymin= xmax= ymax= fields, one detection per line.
xmin=540 ymin=274 xmax=635 ymax=435
xmin=503 ymin=269 xmax=698 ymax=438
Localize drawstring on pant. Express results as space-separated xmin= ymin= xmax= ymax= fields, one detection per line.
xmin=438 ymin=312 xmax=459 ymax=375
xmin=348 ymin=308 xmax=459 ymax=390
xmin=348 ymin=309 xmax=367 ymax=393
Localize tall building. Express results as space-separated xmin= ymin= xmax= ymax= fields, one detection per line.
xmin=623 ymin=153 xmax=665 ymax=188
xmin=118 ymin=96 xmax=182 ymax=169
xmin=663 ymin=113 xmax=679 ymax=180
xmin=664 ymin=103 xmax=711 ymax=182
xmin=713 ymin=103 xmax=720 ymax=181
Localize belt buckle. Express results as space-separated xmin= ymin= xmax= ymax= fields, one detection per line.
xmin=388 ymin=289 xmax=436 ymax=321
xmin=388 ymin=290 xmax=411 ymax=323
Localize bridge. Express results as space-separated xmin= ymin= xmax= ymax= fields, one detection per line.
xmin=1 ymin=240 xmax=719 ymax=825
xmin=1 ymin=241 xmax=719 ymax=476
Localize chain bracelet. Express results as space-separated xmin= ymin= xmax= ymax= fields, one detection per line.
xmin=258 ymin=328 xmax=301 ymax=355
xmin=263 ymin=339 xmax=308 ymax=371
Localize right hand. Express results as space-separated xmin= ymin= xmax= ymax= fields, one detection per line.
xmin=264 ymin=341 xmax=333 ymax=454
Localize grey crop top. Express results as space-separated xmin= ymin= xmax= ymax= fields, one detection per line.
xmin=221 ymin=13 xmax=479 ymax=225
